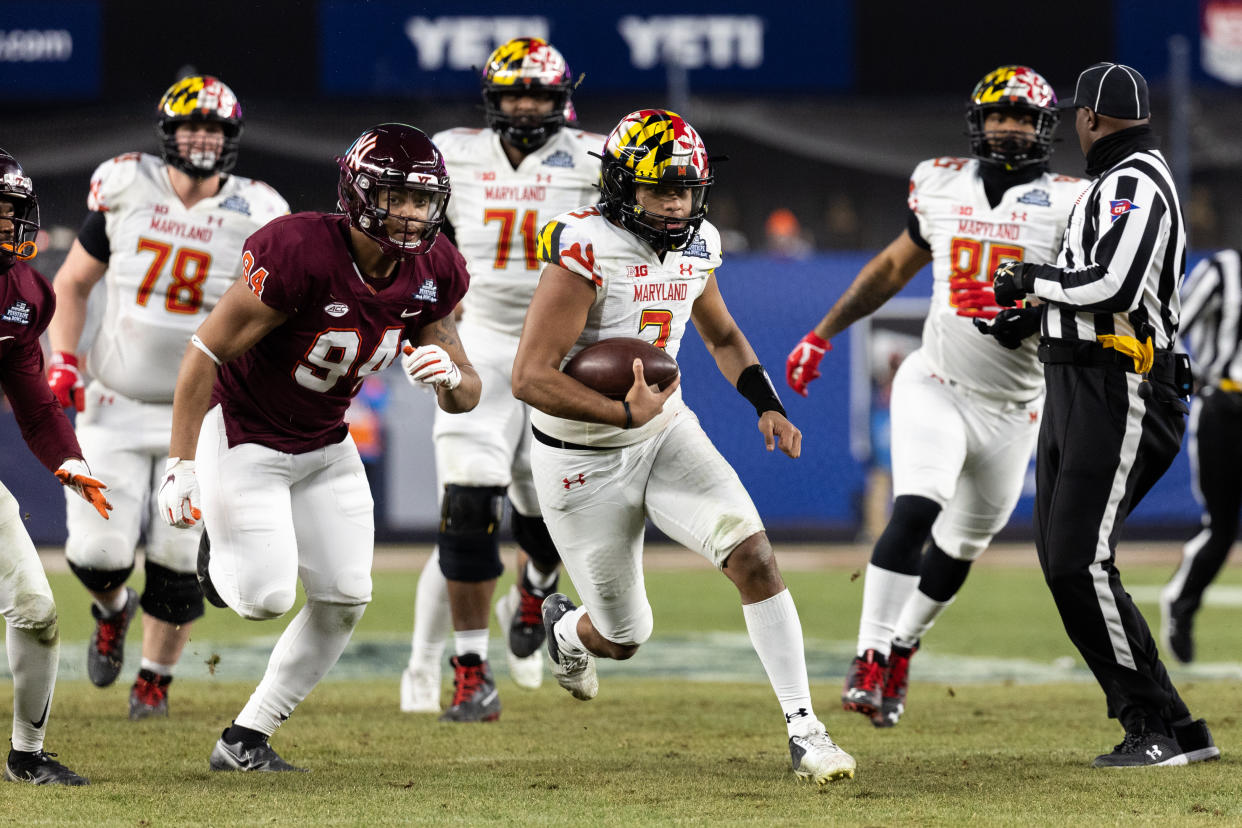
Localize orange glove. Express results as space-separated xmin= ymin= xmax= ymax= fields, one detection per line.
xmin=55 ymin=458 xmax=112 ymax=520
xmin=48 ymin=351 xmax=86 ymax=412
xmin=786 ymin=332 xmax=830 ymax=397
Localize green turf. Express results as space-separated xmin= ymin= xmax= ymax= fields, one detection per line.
xmin=1 ymin=557 xmax=1238 ymax=824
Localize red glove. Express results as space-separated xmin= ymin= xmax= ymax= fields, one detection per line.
xmin=55 ymin=458 xmax=112 ymax=520
xmin=949 ymin=276 xmax=1000 ymax=320
xmin=48 ymin=351 xmax=86 ymax=412
xmin=786 ymin=331 xmax=831 ymax=397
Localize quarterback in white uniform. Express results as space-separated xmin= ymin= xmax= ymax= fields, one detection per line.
xmin=401 ymin=38 xmax=601 ymax=721
xmin=47 ymin=75 xmax=288 ymax=719
xmin=513 ymin=109 xmax=857 ymax=786
xmin=786 ymin=66 xmax=1085 ymax=727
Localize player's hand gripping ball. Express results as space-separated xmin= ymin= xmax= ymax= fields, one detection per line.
xmin=562 ymin=337 xmax=679 ymax=400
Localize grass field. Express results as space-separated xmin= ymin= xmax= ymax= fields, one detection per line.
xmin=2 ymin=543 xmax=1240 ymax=825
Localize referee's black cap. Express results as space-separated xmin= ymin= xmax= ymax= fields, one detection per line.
xmin=1072 ymin=62 xmax=1150 ymax=119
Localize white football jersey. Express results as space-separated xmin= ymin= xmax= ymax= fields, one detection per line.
xmin=86 ymin=152 xmax=288 ymax=402
xmin=909 ymin=157 xmax=1086 ymax=399
xmin=432 ymin=126 xmax=603 ymax=337
xmin=530 ymin=208 xmax=721 ymax=447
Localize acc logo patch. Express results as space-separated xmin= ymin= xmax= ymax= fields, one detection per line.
xmin=1017 ymin=189 xmax=1051 ymax=207
xmin=1109 ymin=199 xmax=1140 ymax=222
xmin=324 ymin=302 xmax=349 ymax=318
xmin=542 ymin=150 xmax=574 ymax=168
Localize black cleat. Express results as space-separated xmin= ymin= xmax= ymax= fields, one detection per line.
xmin=1092 ymin=731 xmax=1187 ymax=767
xmin=209 ymin=730 xmax=307 ymax=772
xmin=129 ymin=670 xmax=172 ymax=720
xmin=87 ymin=587 xmax=139 ymax=687
xmin=841 ymin=649 xmax=886 ymax=718
xmin=197 ymin=531 xmax=227 ymax=609
xmin=509 ymin=574 xmax=556 ymax=659
xmin=873 ymin=642 xmax=917 ymax=728
xmin=438 ymin=654 xmax=501 ymax=723
xmin=1173 ymin=719 xmax=1221 ymax=764
xmin=4 ymin=748 xmax=89 ymax=786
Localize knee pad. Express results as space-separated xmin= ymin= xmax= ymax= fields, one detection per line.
xmin=7 ymin=593 xmax=58 ymax=640
xmin=510 ymin=507 xmax=560 ymax=571
xmin=66 ymin=529 xmax=136 ymax=573
xmin=239 ymin=587 xmax=298 ymax=621
xmin=437 ymin=485 xmax=505 ymax=582
xmin=871 ymin=495 xmax=941 ymax=574
xmin=140 ymin=560 xmax=205 ymax=625
xmin=68 ymin=560 xmax=135 ymax=594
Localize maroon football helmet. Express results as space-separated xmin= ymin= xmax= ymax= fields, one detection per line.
xmin=337 ymin=123 xmax=450 ymax=260
xmin=0 ymin=149 xmax=40 ymax=272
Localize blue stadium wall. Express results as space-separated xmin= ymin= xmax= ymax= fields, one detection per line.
xmin=4 ymin=252 xmax=1206 ymax=545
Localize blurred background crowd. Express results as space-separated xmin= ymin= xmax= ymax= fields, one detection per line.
xmin=4 ymin=0 xmax=1240 ymax=541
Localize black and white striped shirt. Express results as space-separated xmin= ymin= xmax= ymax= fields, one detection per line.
xmin=1180 ymin=249 xmax=1242 ymax=386
xmin=1027 ymin=146 xmax=1185 ymax=350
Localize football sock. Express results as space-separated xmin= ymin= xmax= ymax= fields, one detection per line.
xmin=408 ymin=546 xmax=450 ymax=672
xmin=740 ymin=590 xmax=816 ymax=737
xmin=223 ymin=722 xmax=268 ymax=748
xmin=524 ymin=562 xmax=558 ymax=591
xmin=235 ymin=600 xmax=366 ymax=736
xmin=95 ymin=589 xmax=130 ymax=616
xmin=857 ymin=563 xmax=920 ymax=656
xmin=453 ymin=629 xmax=489 ymax=659
xmin=553 ymin=606 xmax=589 ymax=656
xmin=140 ymin=658 xmax=175 ymax=676
xmin=893 ymin=589 xmax=953 ymax=647
xmin=7 ymin=624 xmax=57 ymax=753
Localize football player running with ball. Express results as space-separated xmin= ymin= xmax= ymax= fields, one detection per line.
xmin=159 ymin=124 xmax=480 ymax=771
xmin=401 ymin=37 xmax=602 ymax=720
xmin=46 ymin=75 xmax=288 ymax=720
xmin=512 ymin=110 xmax=856 ymax=785
xmin=785 ymin=66 xmax=1084 ymax=727
xmin=1 ymin=150 xmax=111 ymax=786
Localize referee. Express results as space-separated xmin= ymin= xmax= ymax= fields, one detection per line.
xmin=989 ymin=62 xmax=1219 ymax=768
xmin=1161 ymin=249 xmax=1242 ymax=664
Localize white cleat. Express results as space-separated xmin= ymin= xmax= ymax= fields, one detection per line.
xmin=400 ymin=666 xmax=442 ymax=713
xmin=789 ymin=720 xmax=856 ymax=785
xmin=542 ymin=593 xmax=599 ymax=701
xmin=495 ymin=586 xmax=544 ymax=690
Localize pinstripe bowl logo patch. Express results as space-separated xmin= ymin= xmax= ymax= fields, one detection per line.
xmin=1109 ymin=199 xmax=1140 ymax=222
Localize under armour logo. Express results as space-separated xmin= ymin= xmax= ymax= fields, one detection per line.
xmin=536 ymin=173 xmax=552 ymax=183
xmin=784 ymin=707 xmax=809 ymax=724
xmin=1146 ymin=744 xmax=1163 ymax=761
xmin=562 ymin=473 xmax=587 ymax=490
xmin=1010 ymin=211 xmax=1028 ymax=222
xmin=679 ymin=263 xmax=693 ymax=275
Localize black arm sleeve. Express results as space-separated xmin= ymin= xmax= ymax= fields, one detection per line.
xmin=906 ymin=210 xmax=930 ymax=250
xmin=77 ymin=211 xmax=110 ymax=263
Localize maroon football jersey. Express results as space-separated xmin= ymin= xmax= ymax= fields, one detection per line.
xmin=212 ymin=213 xmax=469 ymax=453
xmin=0 ymin=261 xmax=82 ymax=471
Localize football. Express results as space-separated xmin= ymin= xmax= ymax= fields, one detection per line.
xmin=562 ymin=337 xmax=679 ymax=400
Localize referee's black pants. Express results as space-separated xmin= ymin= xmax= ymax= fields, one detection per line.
xmin=1034 ymin=363 xmax=1191 ymax=735
xmin=1167 ymin=387 xmax=1242 ymax=616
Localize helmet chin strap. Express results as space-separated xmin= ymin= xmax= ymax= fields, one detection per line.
xmin=0 ymin=240 xmax=37 ymax=260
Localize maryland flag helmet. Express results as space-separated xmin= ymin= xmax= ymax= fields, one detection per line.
xmin=481 ymin=37 xmax=574 ymax=152
xmin=0 ymin=149 xmax=39 ymax=271
xmin=966 ymin=65 xmax=1059 ymax=170
xmin=155 ymin=75 xmax=244 ymax=177
xmin=599 ymin=109 xmax=713 ymax=251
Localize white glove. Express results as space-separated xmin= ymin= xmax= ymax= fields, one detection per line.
xmin=402 ymin=344 xmax=462 ymax=390
xmin=158 ymin=457 xmax=202 ymax=528
xmin=55 ymin=458 xmax=112 ymax=520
